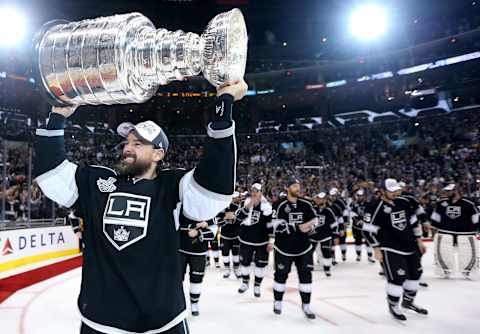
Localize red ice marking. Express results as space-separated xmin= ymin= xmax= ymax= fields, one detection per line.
xmin=19 ymin=273 xmax=81 ymax=334
xmin=283 ymin=298 xmax=339 ymax=326
xmin=0 ymin=256 xmax=83 ymax=304
xmin=319 ymin=299 xmax=376 ymax=324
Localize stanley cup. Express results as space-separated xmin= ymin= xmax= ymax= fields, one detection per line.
xmin=33 ymin=9 xmax=248 ymax=106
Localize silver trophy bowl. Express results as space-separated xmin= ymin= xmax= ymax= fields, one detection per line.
xmin=33 ymin=9 xmax=248 ymax=106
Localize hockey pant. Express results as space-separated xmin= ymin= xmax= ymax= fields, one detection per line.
xmin=180 ymin=253 xmax=206 ymax=306
xmin=221 ymin=237 xmax=240 ymax=270
xmin=381 ymin=250 xmax=422 ymax=307
xmin=239 ymin=243 xmax=269 ymax=286
xmin=273 ymin=250 xmax=314 ymax=304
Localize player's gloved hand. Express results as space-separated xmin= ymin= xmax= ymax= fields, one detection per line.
xmin=51 ymin=105 xmax=79 ymax=118
xmin=373 ymin=248 xmax=383 ymax=262
xmin=188 ymin=229 xmax=199 ymax=238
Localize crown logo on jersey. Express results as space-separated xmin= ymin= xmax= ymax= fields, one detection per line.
xmin=113 ymin=226 xmax=130 ymax=242
xmin=97 ymin=177 xmax=117 ymax=193
xmin=383 ymin=205 xmax=392 ymax=214
xmin=285 ymin=205 xmax=291 ymax=213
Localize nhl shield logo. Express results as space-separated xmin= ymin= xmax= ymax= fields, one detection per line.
xmin=103 ymin=192 xmax=151 ymax=251
xmin=446 ymin=206 xmax=461 ymax=219
xmin=390 ymin=211 xmax=407 ymax=231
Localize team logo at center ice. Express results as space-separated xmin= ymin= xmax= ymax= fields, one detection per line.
xmin=103 ymin=192 xmax=151 ymax=251
xmin=97 ymin=177 xmax=117 ymax=193
xmin=390 ymin=211 xmax=407 ymax=231
xmin=446 ymin=206 xmax=461 ymax=219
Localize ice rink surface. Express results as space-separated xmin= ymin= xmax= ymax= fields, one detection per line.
xmin=1 ymin=244 xmax=479 ymax=334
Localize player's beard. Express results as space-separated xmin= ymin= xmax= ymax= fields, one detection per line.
xmin=288 ymin=189 xmax=299 ymax=198
xmin=116 ymin=153 xmax=151 ymax=178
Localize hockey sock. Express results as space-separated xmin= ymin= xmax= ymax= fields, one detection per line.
xmin=299 ymin=283 xmax=312 ymax=304
xmin=273 ymin=282 xmax=285 ymax=301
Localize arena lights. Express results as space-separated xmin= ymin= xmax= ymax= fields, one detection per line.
xmin=0 ymin=6 xmax=27 ymax=46
xmin=349 ymin=4 xmax=388 ymax=41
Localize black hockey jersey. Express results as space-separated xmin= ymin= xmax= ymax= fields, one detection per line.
xmin=430 ymin=197 xmax=479 ymax=235
xmin=271 ymin=198 xmax=318 ymax=256
xmin=351 ymin=200 xmax=368 ymax=231
xmin=310 ymin=205 xmax=337 ymax=242
xmin=179 ymin=213 xmax=217 ymax=255
xmin=363 ymin=197 xmax=421 ymax=254
xmin=33 ymin=101 xmax=237 ymax=334
xmin=217 ymin=202 xmax=240 ymax=240
xmin=236 ymin=197 xmax=272 ymax=246
xmin=400 ymin=193 xmax=427 ymax=224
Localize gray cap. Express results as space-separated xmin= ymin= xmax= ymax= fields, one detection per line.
xmin=117 ymin=120 xmax=169 ymax=152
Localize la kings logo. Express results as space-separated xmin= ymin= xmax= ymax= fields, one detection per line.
xmin=103 ymin=193 xmax=151 ymax=251
xmin=317 ymin=215 xmax=326 ymax=227
xmin=446 ymin=206 xmax=461 ymax=219
xmin=390 ymin=211 xmax=407 ymax=231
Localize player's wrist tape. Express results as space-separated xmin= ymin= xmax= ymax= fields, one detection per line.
xmin=211 ymin=94 xmax=234 ymax=130
xmin=47 ymin=112 xmax=67 ymax=130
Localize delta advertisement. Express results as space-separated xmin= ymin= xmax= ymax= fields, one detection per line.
xmin=0 ymin=226 xmax=79 ymax=272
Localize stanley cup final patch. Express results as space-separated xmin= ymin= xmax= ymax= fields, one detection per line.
xmin=97 ymin=177 xmax=117 ymax=193
xmin=102 ymin=192 xmax=151 ymax=251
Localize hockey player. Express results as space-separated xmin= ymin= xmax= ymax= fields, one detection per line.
xmin=363 ymin=178 xmax=428 ymax=321
xmin=351 ymin=189 xmax=374 ymax=263
xmin=271 ymin=177 xmax=318 ymax=319
xmin=310 ymin=192 xmax=338 ymax=276
xmin=33 ymin=80 xmax=247 ymax=334
xmin=236 ymin=183 xmax=273 ymax=297
xmin=179 ymin=214 xmax=217 ymax=316
xmin=430 ymin=183 xmax=480 ymax=279
xmin=328 ymin=188 xmax=348 ymax=263
xmin=218 ymin=192 xmax=242 ymax=279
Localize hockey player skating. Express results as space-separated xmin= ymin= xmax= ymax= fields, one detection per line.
xmin=270 ymin=177 xmax=318 ymax=319
xmin=218 ymin=192 xmax=242 ymax=279
xmin=328 ymin=188 xmax=348 ymax=263
xmin=311 ymin=192 xmax=338 ymax=277
xmin=351 ymin=189 xmax=375 ymax=263
xmin=179 ymin=215 xmax=217 ymax=316
xmin=34 ymin=80 xmax=247 ymax=334
xmin=430 ymin=183 xmax=480 ymax=279
xmin=363 ymin=179 xmax=428 ymax=321
xmin=236 ymin=183 xmax=273 ymax=297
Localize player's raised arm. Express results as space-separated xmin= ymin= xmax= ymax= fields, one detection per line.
xmin=33 ymin=105 xmax=81 ymax=208
xmin=179 ymin=80 xmax=248 ymax=221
